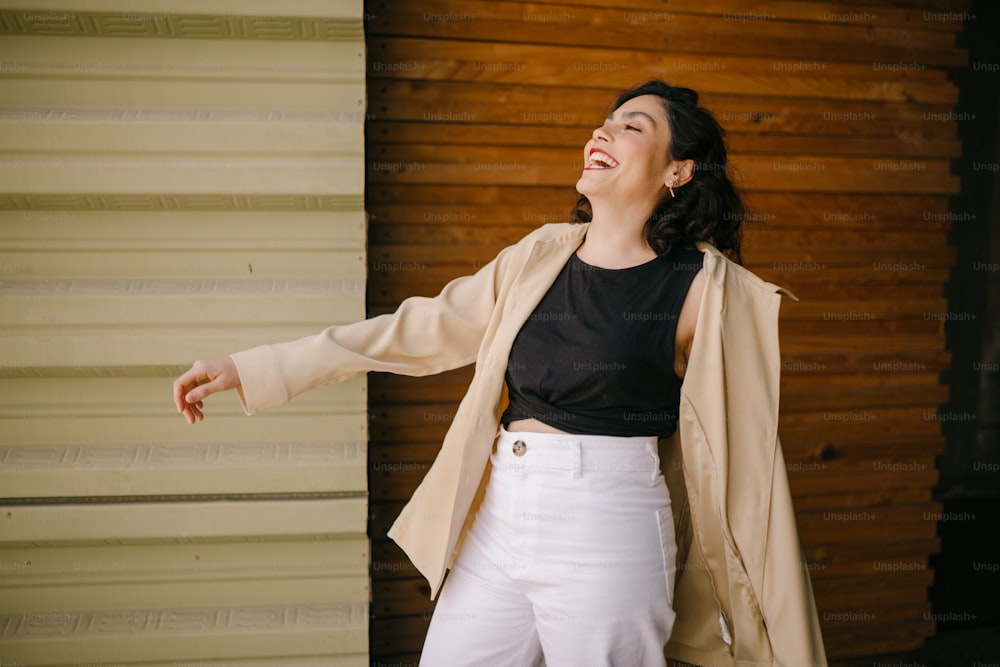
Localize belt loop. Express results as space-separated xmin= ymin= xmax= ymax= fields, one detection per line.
xmin=645 ymin=440 xmax=660 ymax=482
xmin=571 ymin=440 xmax=582 ymax=479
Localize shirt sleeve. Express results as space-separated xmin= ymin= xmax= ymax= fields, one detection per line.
xmin=229 ymin=241 xmax=518 ymax=415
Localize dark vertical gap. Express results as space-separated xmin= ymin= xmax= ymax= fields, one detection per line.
xmin=930 ymin=0 xmax=1000 ymax=656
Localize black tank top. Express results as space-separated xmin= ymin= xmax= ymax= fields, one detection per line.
xmin=501 ymin=245 xmax=704 ymax=437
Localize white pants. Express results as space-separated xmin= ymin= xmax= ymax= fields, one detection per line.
xmin=420 ymin=427 xmax=677 ymax=667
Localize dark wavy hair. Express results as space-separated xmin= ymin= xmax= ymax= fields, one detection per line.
xmin=570 ymin=80 xmax=745 ymax=264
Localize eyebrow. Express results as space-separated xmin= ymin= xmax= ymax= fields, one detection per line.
xmin=605 ymin=110 xmax=658 ymax=126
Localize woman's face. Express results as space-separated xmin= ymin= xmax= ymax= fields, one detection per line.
xmin=576 ymin=94 xmax=675 ymax=206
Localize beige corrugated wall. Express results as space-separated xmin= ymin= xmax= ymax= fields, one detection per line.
xmin=0 ymin=1 xmax=368 ymax=665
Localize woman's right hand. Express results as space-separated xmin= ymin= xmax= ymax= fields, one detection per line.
xmin=172 ymin=356 xmax=242 ymax=425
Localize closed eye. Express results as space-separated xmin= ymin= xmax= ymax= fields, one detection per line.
xmin=625 ymin=124 xmax=641 ymax=132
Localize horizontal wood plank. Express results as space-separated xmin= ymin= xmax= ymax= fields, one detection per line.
xmin=370 ymin=38 xmax=957 ymax=104
xmin=366 ymin=1 xmax=966 ymax=67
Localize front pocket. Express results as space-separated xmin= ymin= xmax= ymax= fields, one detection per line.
xmin=655 ymin=507 xmax=679 ymax=608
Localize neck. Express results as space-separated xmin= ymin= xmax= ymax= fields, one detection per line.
xmin=577 ymin=195 xmax=657 ymax=269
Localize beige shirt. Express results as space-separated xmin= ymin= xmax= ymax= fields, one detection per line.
xmin=231 ymin=222 xmax=828 ymax=667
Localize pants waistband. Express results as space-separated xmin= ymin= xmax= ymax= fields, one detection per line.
xmin=494 ymin=426 xmax=661 ymax=476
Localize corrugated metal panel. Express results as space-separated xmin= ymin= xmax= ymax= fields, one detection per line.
xmin=0 ymin=1 xmax=368 ymax=664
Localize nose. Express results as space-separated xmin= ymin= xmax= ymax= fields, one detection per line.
xmin=592 ymin=124 xmax=610 ymax=142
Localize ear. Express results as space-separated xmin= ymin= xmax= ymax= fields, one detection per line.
xmin=665 ymin=159 xmax=696 ymax=188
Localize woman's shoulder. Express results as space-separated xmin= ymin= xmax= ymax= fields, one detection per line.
xmin=494 ymin=222 xmax=588 ymax=263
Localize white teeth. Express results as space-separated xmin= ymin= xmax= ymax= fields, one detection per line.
xmin=587 ymin=152 xmax=619 ymax=169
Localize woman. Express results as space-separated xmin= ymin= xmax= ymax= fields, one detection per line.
xmin=173 ymin=80 xmax=827 ymax=666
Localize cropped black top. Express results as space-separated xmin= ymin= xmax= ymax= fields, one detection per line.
xmin=500 ymin=245 xmax=704 ymax=437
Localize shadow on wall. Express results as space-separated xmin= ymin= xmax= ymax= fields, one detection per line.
xmin=933 ymin=0 xmax=1000 ymax=657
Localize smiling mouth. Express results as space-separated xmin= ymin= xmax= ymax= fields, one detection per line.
xmin=586 ymin=149 xmax=620 ymax=170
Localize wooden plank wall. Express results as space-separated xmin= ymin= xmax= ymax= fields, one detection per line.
xmin=364 ymin=0 xmax=967 ymax=663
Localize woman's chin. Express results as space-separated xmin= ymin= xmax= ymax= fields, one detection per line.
xmin=575 ymin=171 xmax=606 ymax=196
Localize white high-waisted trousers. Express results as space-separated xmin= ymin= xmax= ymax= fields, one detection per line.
xmin=419 ymin=427 xmax=678 ymax=667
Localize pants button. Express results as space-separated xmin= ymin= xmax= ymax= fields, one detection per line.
xmin=512 ymin=440 xmax=527 ymax=456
